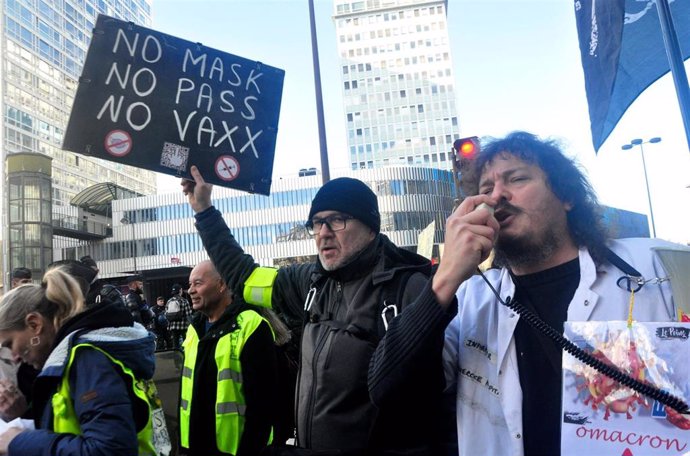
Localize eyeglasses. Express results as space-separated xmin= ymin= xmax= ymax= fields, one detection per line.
xmin=305 ymin=214 xmax=354 ymax=235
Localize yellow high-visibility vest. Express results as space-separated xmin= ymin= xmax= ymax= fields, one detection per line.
xmin=52 ymin=343 xmax=156 ymax=455
xmin=180 ymin=309 xmax=274 ymax=454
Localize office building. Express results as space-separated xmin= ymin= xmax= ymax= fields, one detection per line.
xmin=333 ymin=0 xmax=459 ymax=170
xmin=1 ymin=0 xmax=157 ymax=283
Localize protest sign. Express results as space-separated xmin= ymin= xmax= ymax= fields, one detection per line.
xmin=562 ymin=321 xmax=690 ymax=456
xmin=416 ymin=220 xmax=435 ymax=260
xmin=63 ymin=14 xmax=285 ymax=195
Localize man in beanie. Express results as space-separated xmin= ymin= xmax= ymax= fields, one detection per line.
xmin=10 ymin=268 xmax=32 ymax=289
xmin=182 ymin=166 xmax=456 ymax=455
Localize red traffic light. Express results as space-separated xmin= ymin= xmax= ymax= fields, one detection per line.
xmin=453 ymin=136 xmax=480 ymax=159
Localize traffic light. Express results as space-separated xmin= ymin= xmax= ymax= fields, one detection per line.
xmin=453 ymin=136 xmax=480 ymax=160
xmin=451 ymin=136 xmax=481 ymax=202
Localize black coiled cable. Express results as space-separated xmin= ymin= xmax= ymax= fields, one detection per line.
xmin=478 ymin=271 xmax=690 ymax=415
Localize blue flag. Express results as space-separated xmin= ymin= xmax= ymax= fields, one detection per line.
xmin=575 ymin=0 xmax=690 ymax=152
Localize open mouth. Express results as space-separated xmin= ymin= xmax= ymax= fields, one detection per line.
xmin=320 ymin=245 xmax=337 ymax=254
xmin=494 ymin=210 xmax=511 ymax=223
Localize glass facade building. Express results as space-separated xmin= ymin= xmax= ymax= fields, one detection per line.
xmin=333 ymin=0 xmax=459 ymax=170
xmin=6 ymin=153 xmax=54 ymax=276
xmin=56 ymin=167 xmax=456 ymax=278
xmin=1 ymin=0 xmax=157 ymax=284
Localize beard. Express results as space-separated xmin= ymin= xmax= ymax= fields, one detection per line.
xmin=492 ymin=221 xmax=565 ymax=271
xmin=318 ymin=235 xmax=375 ymax=272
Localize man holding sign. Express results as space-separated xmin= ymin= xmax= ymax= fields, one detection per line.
xmin=182 ymin=166 xmax=457 ymax=455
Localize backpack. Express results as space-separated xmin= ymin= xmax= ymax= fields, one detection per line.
xmin=165 ymin=297 xmax=184 ymax=322
xmin=155 ymin=312 xmax=169 ymax=329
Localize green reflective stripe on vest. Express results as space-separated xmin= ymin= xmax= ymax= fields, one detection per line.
xmin=243 ymin=267 xmax=278 ymax=308
xmin=180 ymin=310 xmax=274 ymax=454
xmin=52 ymin=343 xmax=156 ymax=456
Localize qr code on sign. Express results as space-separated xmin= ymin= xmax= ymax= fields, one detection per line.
xmin=160 ymin=142 xmax=189 ymax=173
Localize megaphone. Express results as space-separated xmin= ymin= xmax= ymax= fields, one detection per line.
xmin=652 ymin=246 xmax=690 ymax=320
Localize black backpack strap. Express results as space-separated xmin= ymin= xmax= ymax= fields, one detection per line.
xmin=303 ymin=274 xmax=327 ymax=327
xmin=605 ymin=247 xmax=642 ymax=276
xmin=315 ymin=318 xmax=379 ymax=345
xmin=379 ymin=269 xmax=418 ymax=335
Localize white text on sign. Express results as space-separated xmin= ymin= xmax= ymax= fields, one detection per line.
xmin=95 ymin=27 xmax=265 ymax=159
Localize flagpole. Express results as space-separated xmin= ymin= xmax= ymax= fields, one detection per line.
xmin=656 ymin=0 xmax=690 ymax=152
xmin=308 ymin=0 xmax=331 ymax=183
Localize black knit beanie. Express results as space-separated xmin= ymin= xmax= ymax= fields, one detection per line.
xmin=11 ymin=267 xmax=31 ymax=280
xmin=49 ymin=259 xmax=98 ymax=296
xmin=307 ymin=177 xmax=380 ymax=233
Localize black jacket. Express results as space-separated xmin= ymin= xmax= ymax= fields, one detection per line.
xmin=184 ymin=302 xmax=278 ymax=456
xmin=125 ymin=289 xmax=153 ymax=326
xmin=195 ymin=207 xmax=456 ymax=455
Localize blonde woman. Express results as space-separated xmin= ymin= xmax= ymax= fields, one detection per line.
xmin=0 ymin=266 xmax=157 ymax=455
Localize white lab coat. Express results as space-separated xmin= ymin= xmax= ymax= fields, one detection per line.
xmin=443 ymin=238 xmax=682 ymax=456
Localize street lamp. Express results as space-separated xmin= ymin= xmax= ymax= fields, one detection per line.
xmin=120 ymin=216 xmax=137 ymax=273
xmin=621 ymin=137 xmax=662 ymax=238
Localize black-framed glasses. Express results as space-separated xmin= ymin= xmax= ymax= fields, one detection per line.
xmin=305 ymin=214 xmax=354 ymax=235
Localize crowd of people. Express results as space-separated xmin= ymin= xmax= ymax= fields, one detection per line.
xmin=0 ymin=131 xmax=685 ymax=456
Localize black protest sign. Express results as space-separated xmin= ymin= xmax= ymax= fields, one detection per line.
xmin=63 ymin=15 xmax=284 ymax=195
